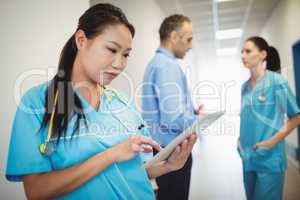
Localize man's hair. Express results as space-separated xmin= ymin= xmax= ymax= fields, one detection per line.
xmin=159 ymin=14 xmax=191 ymax=42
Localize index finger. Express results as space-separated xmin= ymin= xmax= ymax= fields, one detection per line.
xmin=135 ymin=136 xmax=161 ymax=152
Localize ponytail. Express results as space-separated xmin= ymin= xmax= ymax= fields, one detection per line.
xmin=266 ymin=46 xmax=281 ymax=73
xmin=40 ymin=34 xmax=87 ymax=142
xmin=58 ymin=34 xmax=77 ymax=81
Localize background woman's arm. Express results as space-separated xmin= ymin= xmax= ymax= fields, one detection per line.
xmin=254 ymin=114 xmax=300 ymax=148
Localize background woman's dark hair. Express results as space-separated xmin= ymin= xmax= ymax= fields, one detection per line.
xmin=246 ymin=36 xmax=281 ymax=73
xmin=267 ymin=46 xmax=281 ymax=73
xmin=40 ymin=3 xmax=135 ymax=143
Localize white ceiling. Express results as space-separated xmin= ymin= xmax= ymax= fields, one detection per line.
xmin=156 ymin=0 xmax=280 ymax=61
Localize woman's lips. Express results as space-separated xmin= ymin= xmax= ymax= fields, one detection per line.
xmin=104 ymin=72 xmax=119 ymax=80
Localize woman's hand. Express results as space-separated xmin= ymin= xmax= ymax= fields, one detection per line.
xmin=108 ymin=135 xmax=161 ymax=163
xmin=253 ymin=139 xmax=276 ymax=150
xmin=163 ymin=133 xmax=197 ymax=171
xmin=253 ymin=115 xmax=300 ymax=150
xmin=146 ymin=133 xmax=197 ymax=179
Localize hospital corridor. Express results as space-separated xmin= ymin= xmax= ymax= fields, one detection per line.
xmin=1 ymin=0 xmax=300 ymax=199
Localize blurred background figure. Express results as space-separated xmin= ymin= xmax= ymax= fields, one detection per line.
xmin=239 ymin=36 xmax=300 ymax=200
xmin=142 ymin=14 xmax=201 ymax=200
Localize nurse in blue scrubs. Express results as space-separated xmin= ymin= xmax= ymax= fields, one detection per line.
xmin=6 ymin=3 xmax=197 ymax=200
xmin=239 ymin=36 xmax=300 ymax=200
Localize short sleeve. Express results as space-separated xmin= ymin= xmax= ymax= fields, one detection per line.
xmin=276 ymin=80 xmax=300 ymax=119
xmin=6 ymin=87 xmax=52 ymax=182
xmin=240 ymin=82 xmax=247 ymax=106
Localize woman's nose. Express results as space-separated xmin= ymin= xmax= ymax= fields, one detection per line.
xmin=112 ymin=56 xmax=123 ymax=70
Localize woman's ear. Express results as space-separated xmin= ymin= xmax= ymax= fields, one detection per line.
xmin=75 ymin=29 xmax=87 ymax=50
xmin=261 ymin=49 xmax=267 ymax=61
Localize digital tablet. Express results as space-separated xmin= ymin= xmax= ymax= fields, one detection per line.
xmin=144 ymin=111 xmax=225 ymax=168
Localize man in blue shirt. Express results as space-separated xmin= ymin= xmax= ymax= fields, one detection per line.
xmin=142 ymin=14 xmax=201 ymax=200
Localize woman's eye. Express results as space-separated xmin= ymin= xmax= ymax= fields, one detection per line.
xmin=107 ymin=48 xmax=117 ymax=53
xmin=123 ymin=53 xmax=130 ymax=58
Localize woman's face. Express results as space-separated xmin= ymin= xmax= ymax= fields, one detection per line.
xmin=75 ymin=24 xmax=133 ymax=85
xmin=241 ymin=41 xmax=266 ymax=69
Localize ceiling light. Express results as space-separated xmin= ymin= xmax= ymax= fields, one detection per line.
xmin=216 ymin=28 xmax=243 ymax=39
xmin=217 ymin=0 xmax=235 ymax=2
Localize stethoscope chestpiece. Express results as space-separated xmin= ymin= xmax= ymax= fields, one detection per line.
xmin=258 ymin=95 xmax=266 ymax=102
xmin=40 ymin=142 xmax=55 ymax=156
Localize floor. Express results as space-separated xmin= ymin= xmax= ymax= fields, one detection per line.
xmin=284 ymin=158 xmax=300 ymax=200
xmin=189 ymin=121 xmax=245 ymax=200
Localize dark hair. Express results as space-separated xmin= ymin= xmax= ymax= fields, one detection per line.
xmin=159 ymin=14 xmax=191 ymax=42
xmin=40 ymin=3 xmax=135 ymax=143
xmin=246 ymin=36 xmax=281 ymax=73
xmin=267 ymin=46 xmax=281 ymax=73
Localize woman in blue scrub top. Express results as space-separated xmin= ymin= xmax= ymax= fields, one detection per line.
xmin=239 ymin=36 xmax=300 ymax=200
xmin=6 ymin=3 xmax=197 ymax=200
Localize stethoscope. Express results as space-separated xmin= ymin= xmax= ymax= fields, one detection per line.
xmin=40 ymin=85 xmax=147 ymax=156
xmin=243 ymin=73 xmax=280 ymax=129
xmin=100 ymin=85 xmax=146 ymax=132
xmin=244 ymin=77 xmax=266 ymax=103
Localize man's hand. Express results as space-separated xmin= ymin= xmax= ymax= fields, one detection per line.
xmin=194 ymin=104 xmax=204 ymax=115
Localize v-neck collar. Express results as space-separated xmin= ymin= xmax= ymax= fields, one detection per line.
xmin=248 ymin=70 xmax=269 ymax=93
xmin=72 ymin=85 xmax=105 ymax=114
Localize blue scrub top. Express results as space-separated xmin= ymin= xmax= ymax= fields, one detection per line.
xmin=239 ymin=70 xmax=300 ymax=173
xmin=6 ymin=82 xmax=155 ymax=200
